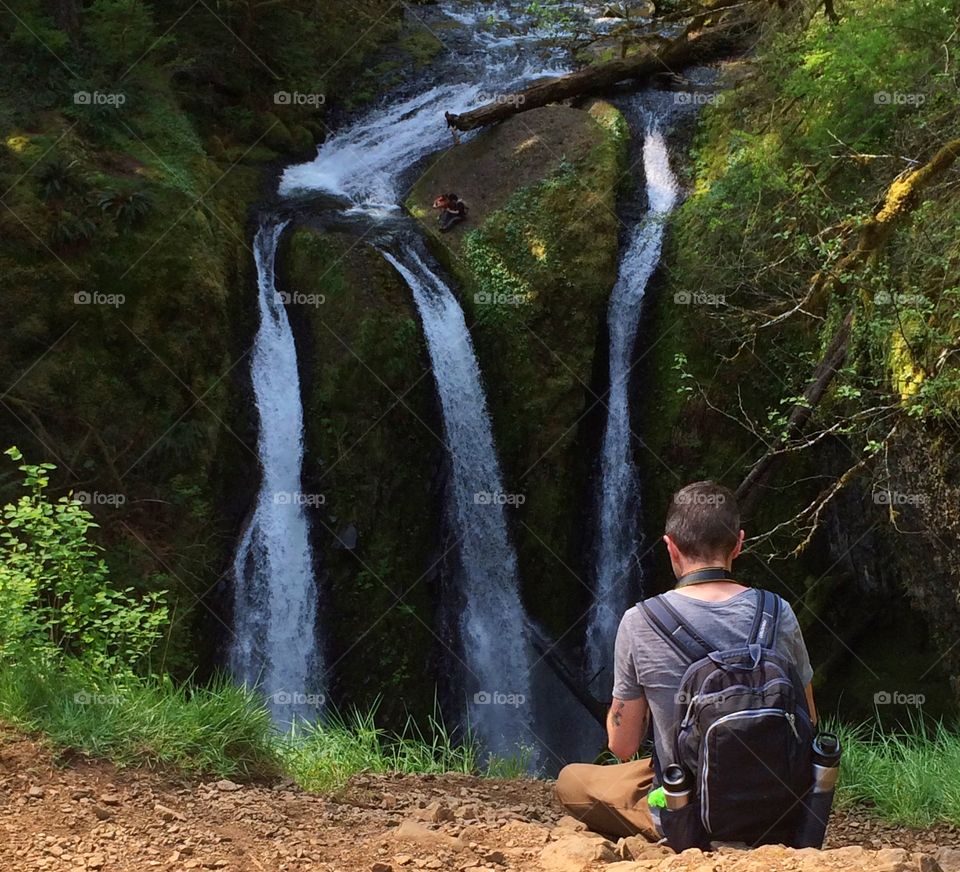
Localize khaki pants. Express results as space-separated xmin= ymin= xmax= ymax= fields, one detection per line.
xmin=555 ymin=758 xmax=659 ymax=841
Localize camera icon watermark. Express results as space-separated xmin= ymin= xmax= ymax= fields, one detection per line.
xmin=275 ymin=290 xmax=325 ymax=307
xmin=873 ymin=490 xmax=927 ymax=507
xmin=271 ymin=690 xmax=326 ymax=708
xmin=274 ymin=91 xmax=326 ymax=108
xmin=476 ymin=91 xmax=526 ymax=107
xmin=474 ymin=490 xmax=525 ymax=507
xmin=74 ymin=90 xmax=126 ymax=108
xmin=674 ymin=491 xmax=725 ymax=507
xmin=674 ymin=92 xmax=725 ymax=106
xmin=874 ymin=91 xmax=925 ymax=106
xmin=73 ymin=490 xmax=126 ymax=508
xmin=272 ymin=491 xmax=325 ymax=507
xmin=74 ymin=691 xmax=122 ymax=705
xmin=74 ymin=290 xmax=125 ymax=308
xmin=674 ymin=291 xmax=725 ymax=307
xmin=874 ymin=690 xmax=925 ymax=706
xmin=472 ymin=690 xmax=526 ymax=708
xmin=473 ymin=291 xmax=531 ymax=306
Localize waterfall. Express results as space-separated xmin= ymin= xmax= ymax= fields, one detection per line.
xmin=586 ymin=121 xmax=678 ymax=681
xmin=381 ymin=243 xmax=535 ymax=759
xmin=230 ymin=219 xmax=322 ymax=727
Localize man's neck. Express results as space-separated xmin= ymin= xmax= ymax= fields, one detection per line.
xmin=673 ymin=563 xmax=747 ymax=601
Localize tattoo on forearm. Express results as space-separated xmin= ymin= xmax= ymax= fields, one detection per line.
xmin=612 ymin=700 xmax=624 ymax=728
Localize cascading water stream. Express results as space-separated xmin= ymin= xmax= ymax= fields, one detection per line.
xmin=230 ymin=219 xmax=322 ymax=728
xmin=233 ymin=0 xmax=627 ymax=753
xmin=585 ymin=118 xmax=678 ymax=681
xmin=381 ymin=243 xmax=535 ymax=758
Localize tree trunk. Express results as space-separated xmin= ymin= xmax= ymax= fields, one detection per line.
xmin=49 ymin=0 xmax=80 ymax=41
xmin=736 ymin=309 xmax=854 ymax=519
xmin=445 ymin=12 xmax=758 ymax=131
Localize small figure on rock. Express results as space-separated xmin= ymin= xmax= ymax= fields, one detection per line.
xmin=432 ymin=193 xmax=468 ymax=233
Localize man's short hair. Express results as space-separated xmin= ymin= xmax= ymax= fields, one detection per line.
xmin=665 ymin=481 xmax=740 ymax=561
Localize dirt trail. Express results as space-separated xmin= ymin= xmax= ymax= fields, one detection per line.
xmin=2 ymin=730 xmax=958 ymax=872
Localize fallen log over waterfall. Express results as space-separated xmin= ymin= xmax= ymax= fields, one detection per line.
xmin=445 ymin=9 xmax=758 ymax=132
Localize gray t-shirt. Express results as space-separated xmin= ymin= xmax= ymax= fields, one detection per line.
xmin=612 ymin=588 xmax=814 ymax=767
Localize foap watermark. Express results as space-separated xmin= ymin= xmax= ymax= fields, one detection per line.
xmin=74 ymin=691 xmax=122 ymax=706
xmin=276 ymin=290 xmax=325 ymax=307
xmin=74 ymin=290 xmax=125 ymax=308
xmin=874 ymin=91 xmax=925 ymax=107
xmin=476 ymin=91 xmax=526 ymax=107
xmin=674 ymin=291 xmax=725 ymax=307
xmin=675 ymin=92 xmax=725 ymax=107
xmin=74 ymin=90 xmax=126 ymax=108
xmin=874 ymin=690 xmax=925 ymax=706
xmin=873 ymin=490 xmax=927 ymax=507
xmin=473 ymin=690 xmax=526 ymax=708
xmin=271 ymin=690 xmax=326 ymax=708
xmin=73 ymin=490 xmax=126 ymax=508
xmin=474 ymin=490 xmax=525 ymax=507
xmin=674 ymin=490 xmax=726 ymax=507
xmin=274 ymin=90 xmax=326 ymax=108
xmin=474 ymin=291 xmax=531 ymax=307
xmin=272 ymin=491 xmax=326 ymax=507
xmin=874 ymin=291 xmax=926 ymax=307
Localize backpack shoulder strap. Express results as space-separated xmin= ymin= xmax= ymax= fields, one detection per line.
xmin=748 ymin=589 xmax=781 ymax=649
xmin=638 ymin=594 xmax=712 ymax=663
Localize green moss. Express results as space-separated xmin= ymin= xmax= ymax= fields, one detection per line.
xmin=282 ymin=228 xmax=442 ymax=725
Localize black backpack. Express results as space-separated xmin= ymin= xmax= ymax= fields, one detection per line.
xmin=639 ymin=588 xmax=814 ymax=848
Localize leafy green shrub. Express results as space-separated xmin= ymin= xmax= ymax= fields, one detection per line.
xmin=98 ymin=188 xmax=154 ymax=228
xmin=0 ymin=447 xmax=167 ymax=674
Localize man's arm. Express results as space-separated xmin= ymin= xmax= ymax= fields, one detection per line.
xmin=805 ymin=683 xmax=817 ymax=726
xmin=606 ymin=696 xmax=649 ymax=762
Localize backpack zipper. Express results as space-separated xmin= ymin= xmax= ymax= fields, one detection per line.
xmin=700 ymin=708 xmax=803 ymax=833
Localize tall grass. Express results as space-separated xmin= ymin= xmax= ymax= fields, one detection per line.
xmin=279 ymin=703 xmax=533 ymax=793
xmin=0 ymin=663 xmax=281 ymax=778
xmin=0 ymin=659 xmax=530 ymax=791
xmin=833 ymin=719 xmax=960 ymax=827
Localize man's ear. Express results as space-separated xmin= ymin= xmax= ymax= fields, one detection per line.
xmin=729 ymin=529 xmax=745 ymax=561
xmin=663 ymin=534 xmax=680 ymax=563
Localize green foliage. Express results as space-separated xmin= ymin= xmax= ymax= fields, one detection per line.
xmin=97 ymin=188 xmax=153 ymax=228
xmin=84 ymin=0 xmax=161 ymax=70
xmin=279 ymin=702 xmax=531 ymax=793
xmin=0 ymin=663 xmax=281 ymax=778
xmin=0 ymin=447 xmax=167 ymax=674
xmin=833 ymin=719 xmax=960 ymax=826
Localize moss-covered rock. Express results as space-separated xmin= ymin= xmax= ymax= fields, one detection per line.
xmin=406 ymin=102 xmax=629 ymax=638
xmin=281 ymin=227 xmax=443 ymax=723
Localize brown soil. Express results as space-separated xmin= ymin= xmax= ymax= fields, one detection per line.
xmin=2 ymin=729 xmax=958 ymax=872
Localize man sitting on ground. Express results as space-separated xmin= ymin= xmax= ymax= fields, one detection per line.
xmin=556 ymin=480 xmax=816 ymax=842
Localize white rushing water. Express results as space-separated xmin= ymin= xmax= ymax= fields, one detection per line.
xmin=586 ymin=120 xmax=678 ymax=681
xmin=235 ymin=0 xmax=627 ymax=751
xmin=382 ymin=244 xmax=535 ymax=758
xmin=230 ymin=220 xmax=322 ymax=728
xmin=279 ymin=0 xmax=575 ymax=210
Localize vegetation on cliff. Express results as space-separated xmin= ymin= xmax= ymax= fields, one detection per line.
xmin=637 ymin=0 xmax=960 ymax=716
